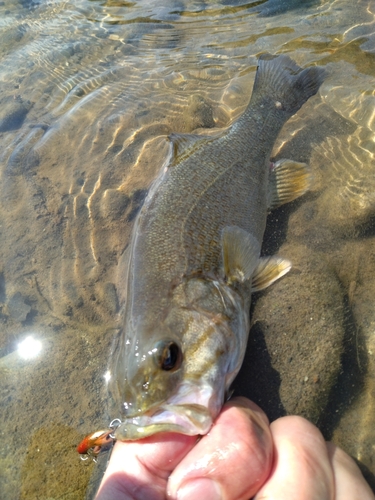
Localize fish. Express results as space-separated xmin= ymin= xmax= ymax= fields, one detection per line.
xmin=108 ymin=53 xmax=326 ymax=441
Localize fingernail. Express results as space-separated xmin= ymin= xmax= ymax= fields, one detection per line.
xmin=177 ymin=479 xmax=222 ymax=500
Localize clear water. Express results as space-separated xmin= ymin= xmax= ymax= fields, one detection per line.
xmin=0 ymin=0 xmax=375 ymax=497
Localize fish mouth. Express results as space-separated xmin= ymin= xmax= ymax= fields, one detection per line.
xmin=114 ymin=403 xmax=212 ymax=441
xmin=114 ymin=382 xmax=220 ymax=441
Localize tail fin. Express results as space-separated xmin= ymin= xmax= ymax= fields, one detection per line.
xmin=251 ymin=53 xmax=326 ymax=115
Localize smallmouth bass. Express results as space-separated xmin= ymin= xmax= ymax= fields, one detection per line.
xmin=109 ymin=54 xmax=325 ymax=441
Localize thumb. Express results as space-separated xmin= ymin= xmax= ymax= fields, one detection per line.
xmin=96 ymin=433 xmax=197 ymax=500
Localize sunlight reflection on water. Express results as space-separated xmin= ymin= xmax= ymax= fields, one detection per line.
xmin=17 ymin=336 xmax=43 ymax=360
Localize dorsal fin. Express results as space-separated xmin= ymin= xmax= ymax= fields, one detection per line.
xmin=169 ymin=133 xmax=212 ymax=166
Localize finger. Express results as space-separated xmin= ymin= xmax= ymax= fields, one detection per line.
xmin=254 ymin=416 xmax=334 ymax=500
xmin=326 ymin=442 xmax=375 ymax=500
xmin=167 ymin=397 xmax=273 ymax=500
xmin=96 ymin=433 xmax=197 ymax=500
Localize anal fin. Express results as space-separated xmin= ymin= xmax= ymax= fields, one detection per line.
xmin=251 ymin=256 xmax=291 ymax=292
xmin=268 ymin=159 xmax=312 ymax=210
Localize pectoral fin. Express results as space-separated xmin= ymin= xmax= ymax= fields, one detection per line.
xmin=251 ymin=256 xmax=291 ymax=292
xmin=222 ymin=226 xmax=261 ymax=285
xmin=268 ymin=159 xmax=312 ymax=210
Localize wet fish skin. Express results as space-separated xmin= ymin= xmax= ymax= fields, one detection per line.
xmin=109 ymin=54 xmax=325 ymax=440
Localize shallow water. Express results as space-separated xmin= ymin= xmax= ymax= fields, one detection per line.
xmin=0 ymin=0 xmax=375 ymax=497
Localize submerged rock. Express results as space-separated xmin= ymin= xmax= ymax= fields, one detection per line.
xmin=0 ymin=95 xmax=32 ymax=133
xmin=7 ymin=292 xmax=31 ymax=323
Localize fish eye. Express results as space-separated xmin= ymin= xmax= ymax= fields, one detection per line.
xmin=154 ymin=340 xmax=182 ymax=372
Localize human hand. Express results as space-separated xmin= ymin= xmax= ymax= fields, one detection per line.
xmin=253 ymin=415 xmax=375 ymax=500
xmin=95 ymin=397 xmax=272 ymax=499
xmin=95 ymin=397 xmax=375 ymax=500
